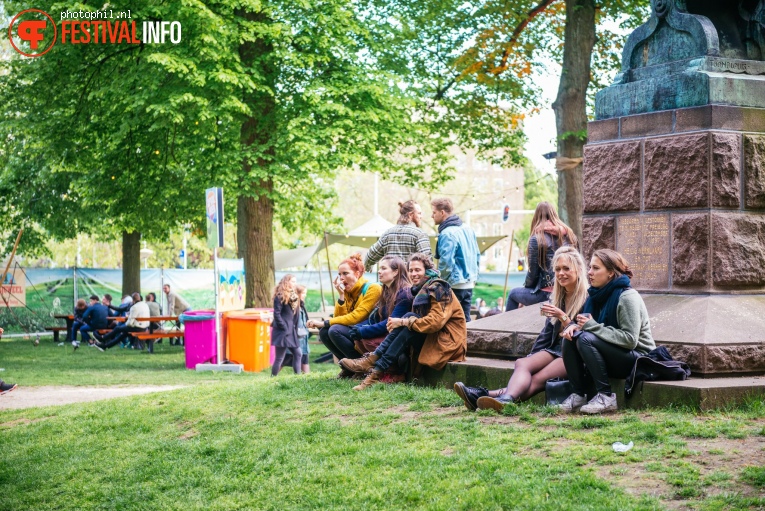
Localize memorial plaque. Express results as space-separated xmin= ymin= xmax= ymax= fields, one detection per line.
xmin=616 ymin=214 xmax=670 ymax=290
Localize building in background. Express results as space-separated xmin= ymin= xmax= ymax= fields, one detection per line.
xmin=335 ymin=147 xmax=525 ymax=272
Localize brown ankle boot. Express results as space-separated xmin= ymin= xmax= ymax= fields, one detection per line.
xmin=353 ymin=369 xmax=381 ymax=391
xmin=340 ymin=353 xmax=379 ymax=373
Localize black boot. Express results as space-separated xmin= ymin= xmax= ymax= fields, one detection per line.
xmin=453 ymin=382 xmax=489 ymax=411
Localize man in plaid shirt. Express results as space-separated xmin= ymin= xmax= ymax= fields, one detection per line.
xmin=364 ymin=200 xmax=432 ymax=271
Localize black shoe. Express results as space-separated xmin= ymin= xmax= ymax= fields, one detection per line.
xmin=94 ymin=342 xmax=106 ymax=352
xmin=453 ymin=382 xmax=489 ymax=411
xmin=476 ymin=394 xmax=514 ymax=412
xmin=0 ymin=380 xmax=18 ymax=395
xmin=336 ymin=366 xmax=355 ymax=379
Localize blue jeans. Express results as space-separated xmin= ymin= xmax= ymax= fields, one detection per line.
xmin=452 ymin=289 xmax=473 ymax=322
xmin=78 ymin=324 xmax=96 ymax=343
xmin=373 ymin=313 xmax=426 ymax=372
xmin=506 ymin=287 xmax=550 ymax=311
xmin=69 ymin=320 xmax=84 ymax=342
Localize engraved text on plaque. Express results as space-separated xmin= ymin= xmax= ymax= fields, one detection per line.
xmin=616 ymin=214 xmax=670 ymax=290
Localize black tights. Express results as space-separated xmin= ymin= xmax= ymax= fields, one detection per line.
xmin=272 ymin=346 xmax=302 ymax=376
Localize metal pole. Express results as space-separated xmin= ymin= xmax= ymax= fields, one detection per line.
xmin=183 ymin=227 xmax=188 ymax=270
xmin=73 ymin=266 xmax=78 ymax=308
xmin=214 ymin=246 xmax=221 ymax=364
xmin=0 ymin=229 xmax=23 ymax=287
xmin=502 ymin=230 xmax=515 ymax=304
xmin=323 ymin=232 xmax=335 ymax=303
xmin=160 ymin=268 xmax=165 ymax=315
xmin=315 ymin=252 xmax=327 ymax=313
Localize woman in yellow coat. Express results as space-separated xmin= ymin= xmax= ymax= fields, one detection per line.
xmin=307 ymin=253 xmax=381 ymax=377
xmin=348 ymin=252 xmax=467 ymax=390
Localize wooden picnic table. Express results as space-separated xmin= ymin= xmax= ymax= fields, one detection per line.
xmin=51 ymin=314 xmax=74 ymax=343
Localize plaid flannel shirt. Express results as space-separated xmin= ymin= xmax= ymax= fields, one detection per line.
xmin=364 ymin=223 xmax=431 ymax=270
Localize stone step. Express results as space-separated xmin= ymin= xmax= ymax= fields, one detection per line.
xmin=419 ymin=356 xmax=765 ymax=411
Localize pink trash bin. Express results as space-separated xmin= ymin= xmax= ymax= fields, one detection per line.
xmin=182 ymin=310 xmax=217 ymax=369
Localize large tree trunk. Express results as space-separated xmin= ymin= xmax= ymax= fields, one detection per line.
xmin=238 ymin=9 xmax=277 ymax=308
xmin=239 ymin=187 xmax=275 ymax=307
xmin=552 ymin=0 xmax=596 ymax=243
xmin=121 ymin=230 xmax=141 ymax=297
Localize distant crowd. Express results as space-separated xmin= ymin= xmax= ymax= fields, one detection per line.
xmin=67 ymin=284 xmax=191 ymax=351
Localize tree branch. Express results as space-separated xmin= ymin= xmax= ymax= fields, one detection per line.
xmin=493 ymin=0 xmax=559 ymax=76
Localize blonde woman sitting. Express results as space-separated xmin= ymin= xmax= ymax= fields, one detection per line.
xmin=454 ymin=246 xmax=588 ymax=410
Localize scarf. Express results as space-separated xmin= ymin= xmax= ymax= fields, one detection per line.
xmin=582 ymin=275 xmax=631 ymax=329
xmin=435 ymin=215 xmax=463 ymax=260
xmin=412 ymin=268 xmax=453 ymax=316
xmin=288 ymin=290 xmax=299 ymax=312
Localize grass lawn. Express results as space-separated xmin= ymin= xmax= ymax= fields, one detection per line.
xmin=1 ymin=338 xmax=764 ymax=510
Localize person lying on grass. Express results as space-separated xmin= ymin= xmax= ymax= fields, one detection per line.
xmin=307 ymin=253 xmax=382 ymax=378
xmin=338 ymin=255 xmax=413 ymax=379
xmin=453 ymin=246 xmax=588 ymax=411
xmin=343 ymin=252 xmax=467 ymax=391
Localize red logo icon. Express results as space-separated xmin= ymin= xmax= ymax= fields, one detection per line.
xmin=8 ymin=9 xmax=57 ymax=57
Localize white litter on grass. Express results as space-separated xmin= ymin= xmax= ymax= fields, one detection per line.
xmin=612 ymin=441 xmax=634 ymax=453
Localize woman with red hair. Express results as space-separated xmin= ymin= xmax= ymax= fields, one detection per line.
xmin=307 ymin=253 xmax=381 ymax=377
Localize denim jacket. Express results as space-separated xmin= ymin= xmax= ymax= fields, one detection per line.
xmin=437 ymin=223 xmax=480 ymax=286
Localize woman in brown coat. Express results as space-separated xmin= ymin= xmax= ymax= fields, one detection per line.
xmin=349 ymin=253 xmax=467 ymax=390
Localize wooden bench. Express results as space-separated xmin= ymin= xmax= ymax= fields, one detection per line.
xmin=44 ymin=326 xmax=68 ymax=343
xmin=129 ymin=329 xmax=184 ymax=354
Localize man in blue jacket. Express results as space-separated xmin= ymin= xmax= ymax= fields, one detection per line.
xmin=74 ymin=295 xmax=110 ymax=349
xmin=431 ymin=197 xmax=480 ymax=321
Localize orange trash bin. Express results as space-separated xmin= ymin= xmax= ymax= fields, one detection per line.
xmin=225 ymin=308 xmax=273 ymax=372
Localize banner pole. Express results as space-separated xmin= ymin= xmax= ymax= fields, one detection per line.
xmin=323 ymin=232 xmax=335 ymax=303
xmin=502 ymin=230 xmax=515 ymax=305
xmin=214 ymin=246 xmax=221 ymax=364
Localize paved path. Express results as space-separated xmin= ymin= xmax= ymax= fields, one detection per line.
xmin=0 ymin=385 xmax=188 ymax=410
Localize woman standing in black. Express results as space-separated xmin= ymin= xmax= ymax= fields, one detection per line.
xmin=271 ymin=274 xmax=302 ymax=376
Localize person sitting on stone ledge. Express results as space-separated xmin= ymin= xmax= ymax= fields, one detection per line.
xmin=306 ymin=253 xmax=382 ymax=377
xmin=557 ymin=249 xmax=656 ymax=415
xmin=344 ymin=252 xmax=467 ymax=391
xmin=454 ymin=246 xmax=589 ymax=411
xmin=341 ymin=255 xmax=413 ymax=377
xmin=506 ymin=202 xmax=577 ymax=311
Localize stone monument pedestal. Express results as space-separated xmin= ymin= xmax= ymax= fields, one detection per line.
xmin=582 ymin=105 xmax=765 ymax=376
xmin=467 ymin=1 xmax=765 ymax=377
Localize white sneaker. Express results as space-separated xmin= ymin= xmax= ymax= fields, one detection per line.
xmin=557 ymin=393 xmax=587 ymax=413
xmin=580 ymin=392 xmax=618 ymax=414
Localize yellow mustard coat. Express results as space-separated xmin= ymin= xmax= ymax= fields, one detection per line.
xmin=329 ymin=277 xmax=382 ymax=327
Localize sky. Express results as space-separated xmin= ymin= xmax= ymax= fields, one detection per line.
xmin=523 ymin=66 xmax=561 ymax=173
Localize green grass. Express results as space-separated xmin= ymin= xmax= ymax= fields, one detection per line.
xmin=1 ymin=338 xmax=765 ymax=510
xmin=0 ymin=335 xmax=335 ymax=386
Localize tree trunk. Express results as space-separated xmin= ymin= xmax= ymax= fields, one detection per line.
xmin=552 ymin=0 xmax=596 ymax=243
xmin=237 ymin=9 xmax=277 ymax=308
xmin=122 ymin=230 xmax=141 ymax=297
xmin=237 ymin=196 xmax=248 ymax=261
xmin=239 ymin=188 xmax=275 ymax=307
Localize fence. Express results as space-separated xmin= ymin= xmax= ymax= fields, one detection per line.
xmin=1 ymin=267 xmax=525 ymax=335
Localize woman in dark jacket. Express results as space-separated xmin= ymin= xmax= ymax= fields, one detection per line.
xmin=271 ymin=274 xmax=302 ymax=376
xmin=507 ymin=202 xmax=577 ymax=311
